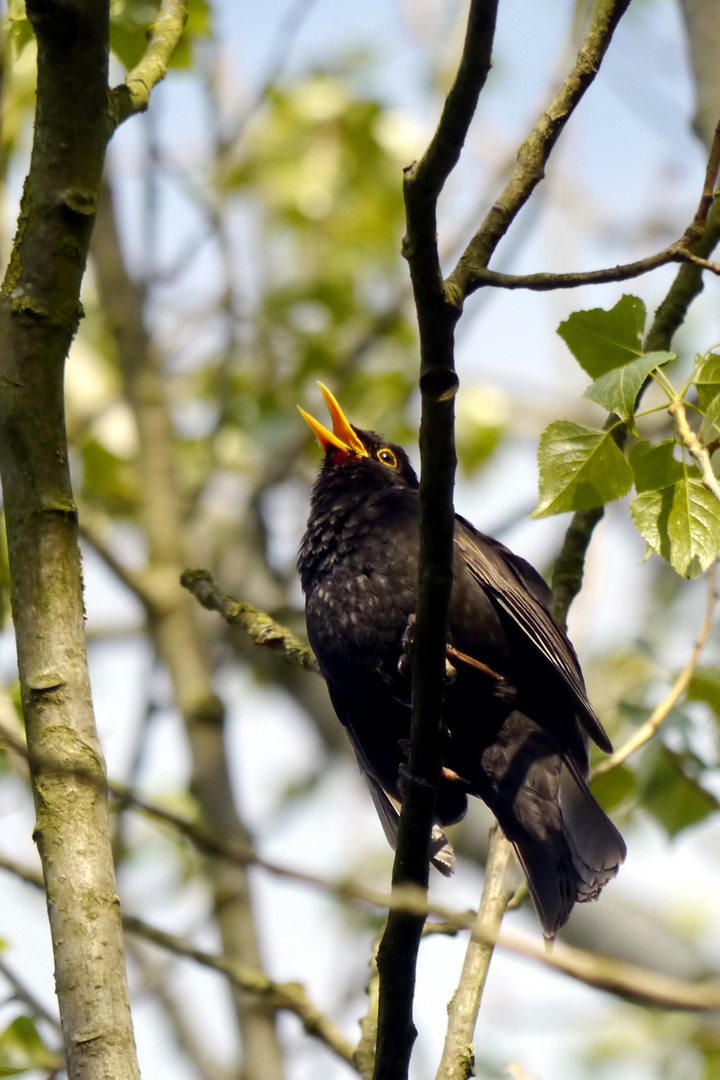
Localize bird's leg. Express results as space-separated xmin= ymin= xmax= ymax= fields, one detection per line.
xmin=397 ymin=613 xmax=457 ymax=682
xmin=396 ymin=614 xmax=416 ymax=677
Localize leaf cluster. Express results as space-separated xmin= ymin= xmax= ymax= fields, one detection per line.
xmin=535 ymin=295 xmax=720 ymax=578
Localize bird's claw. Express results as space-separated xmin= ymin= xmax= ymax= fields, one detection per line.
xmin=397 ymin=613 xmax=457 ymax=683
xmin=397 ymin=761 xmax=435 ymax=799
xmin=397 ymin=614 xmax=416 ymax=676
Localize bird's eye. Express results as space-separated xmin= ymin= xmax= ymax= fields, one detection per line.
xmin=377 ymin=448 xmax=398 ymax=468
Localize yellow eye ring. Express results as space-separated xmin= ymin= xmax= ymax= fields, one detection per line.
xmin=377 ymin=448 xmax=398 ymax=468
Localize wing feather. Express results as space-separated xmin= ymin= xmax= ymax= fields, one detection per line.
xmin=455 ymin=517 xmax=613 ymax=753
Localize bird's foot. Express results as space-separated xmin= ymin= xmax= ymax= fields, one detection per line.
xmin=397 ymin=613 xmax=457 ymax=683
xmin=397 ymin=614 xmax=416 ymax=677
xmin=397 ymin=761 xmax=436 ymax=799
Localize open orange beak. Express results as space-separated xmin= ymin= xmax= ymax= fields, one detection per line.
xmin=298 ymin=383 xmax=368 ymax=457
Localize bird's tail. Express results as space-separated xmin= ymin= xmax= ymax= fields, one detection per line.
xmin=508 ymin=757 xmax=626 ymax=938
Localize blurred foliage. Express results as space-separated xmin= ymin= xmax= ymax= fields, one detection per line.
xmin=584 ymin=1007 xmax=720 ymax=1080
xmin=110 ymin=0 xmax=211 ymax=70
xmin=0 ymin=1016 xmax=62 ymax=1077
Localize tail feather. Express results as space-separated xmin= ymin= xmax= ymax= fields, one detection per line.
xmin=507 ymin=758 xmax=625 ymax=937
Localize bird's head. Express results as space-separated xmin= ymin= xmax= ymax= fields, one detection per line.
xmin=299 ymin=383 xmax=418 ymax=490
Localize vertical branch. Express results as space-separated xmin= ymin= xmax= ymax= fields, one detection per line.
xmin=90 ymin=180 xmax=286 ymax=1080
xmin=0 ymin=3 xmax=141 ymax=1079
xmin=372 ymin=4 xmax=499 ymax=1078
xmin=435 ymin=829 xmax=515 ymax=1080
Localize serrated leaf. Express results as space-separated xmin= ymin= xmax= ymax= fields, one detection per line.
xmin=557 ymin=295 xmax=646 ymax=378
xmin=629 ymin=439 xmax=684 ymax=493
xmin=698 ymin=389 xmax=720 ymax=443
xmin=694 ymin=352 xmax=720 ymax=387
xmin=638 ymin=744 xmax=719 ymax=837
xmin=584 ymin=351 xmax=674 ymax=429
xmin=533 ymin=421 xmax=633 ymax=517
xmin=630 ymin=473 xmax=720 ymax=577
xmin=686 ymin=666 xmax=720 ymax=718
xmin=695 ymin=353 xmax=720 ymax=442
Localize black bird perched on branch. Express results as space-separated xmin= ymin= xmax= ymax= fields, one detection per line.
xmin=297 ymin=384 xmax=625 ymax=937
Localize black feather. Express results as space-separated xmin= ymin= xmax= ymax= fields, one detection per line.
xmin=298 ymin=424 xmax=625 ymax=936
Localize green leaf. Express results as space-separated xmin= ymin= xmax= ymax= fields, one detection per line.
xmin=698 ymin=390 xmax=720 ymax=444
xmin=110 ymin=0 xmax=161 ymax=70
xmin=694 ymin=352 xmax=720 ymax=387
xmin=110 ymin=0 xmax=209 ymax=70
xmin=557 ymin=294 xmax=646 ymax=377
xmin=590 ymin=764 xmax=635 ymax=813
xmin=693 ymin=356 xmax=720 ymax=444
xmin=686 ymin=667 xmax=720 ymax=718
xmin=638 ymin=744 xmax=719 ymax=837
xmin=4 ymin=0 xmax=35 ymax=57
xmin=629 ymin=439 xmax=684 ymax=493
xmin=584 ymin=351 xmax=674 ymax=429
xmin=168 ymin=0 xmax=211 ymax=68
xmin=532 ymin=421 xmax=633 ymax=517
xmin=0 ymin=1016 xmax=62 ymax=1076
xmin=630 ymin=473 xmax=720 ymax=578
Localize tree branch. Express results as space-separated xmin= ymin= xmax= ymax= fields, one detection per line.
xmin=1 ymin=835 xmax=719 ymax=1013
xmin=0 ymin=4 xmax=141 ymax=1077
xmin=373 ymin=4 xmax=499 ymax=1078
xmin=446 ymin=0 xmax=632 ymax=303
xmin=460 ymin=243 xmax=720 ymax=292
xmin=690 ymin=117 xmax=720 ymax=234
xmin=550 ymin=507 xmax=605 ymax=630
xmin=435 ymin=828 xmax=515 ymax=1080
xmin=669 ymin=399 xmax=720 ymax=503
xmin=126 ymin=941 xmax=233 ymax=1080
xmin=593 ymin=562 xmax=717 ymax=779
xmin=91 ymin=179 xmax=286 ymax=1080
xmin=181 ymin=569 xmax=319 ymax=672
xmin=109 ymin=0 xmax=188 ymax=128
xmin=121 ymin=917 xmax=359 ymax=1071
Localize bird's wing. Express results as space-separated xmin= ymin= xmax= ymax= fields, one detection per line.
xmin=360 ymin=767 xmax=456 ymax=876
xmin=454 ymin=516 xmax=613 ymax=753
xmin=326 ymin=682 xmax=456 ymax=875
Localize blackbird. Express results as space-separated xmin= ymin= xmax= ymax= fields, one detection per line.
xmin=298 ymin=384 xmax=625 ymax=936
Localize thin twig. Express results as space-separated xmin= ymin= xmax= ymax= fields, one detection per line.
xmin=0 ymin=844 xmax=357 ymax=1070
xmin=462 ymin=243 xmax=720 ymax=292
xmin=446 ymin=106 xmax=720 ymax=295
xmin=0 ymin=849 xmax=718 ymax=1013
xmin=228 ymin=0 xmax=321 ymax=143
xmin=355 ymin=940 xmax=381 ymax=1080
xmin=126 ymin=941 xmax=232 ymax=1080
xmin=435 ymin=829 xmax=516 ymax=1080
xmin=446 ymin=0 xmax=633 ymax=302
xmin=593 ymin=563 xmax=717 ymax=778
xmin=0 ymin=956 xmax=61 ymax=1033
xmin=506 ymin=1064 xmax=541 ymax=1080
xmin=78 ymin=505 xmax=161 ymax=611
xmin=110 ymin=0 xmax=189 ymax=127
xmin=180 ymin=569 xmax=319 ymax=671
xmin=669 ymin=399 xmax=720 ymax=503
xmin=122 ymin=916 xmax=359 ymax=1070
xmin=690 ymin=118 xmax=720 ymax=234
